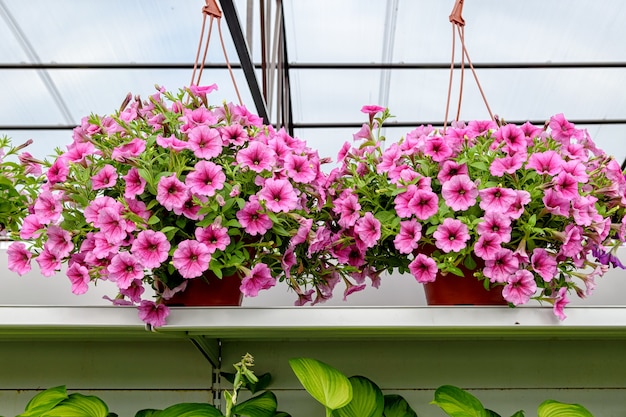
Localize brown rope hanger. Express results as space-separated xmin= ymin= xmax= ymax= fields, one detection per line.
xmin=443 ymin=0 xmax=495 ymax=132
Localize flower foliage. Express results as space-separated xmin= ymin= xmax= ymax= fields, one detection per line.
xmin=0 ymin=136 xmax=43 ymax=237
xmin=7 ymin=85 xmax=340 ymax=326
xmin=325 ymin=108 xmax=626 ymax=319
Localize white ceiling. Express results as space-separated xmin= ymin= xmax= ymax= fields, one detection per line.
xmin=1 ymin=0 xmax=625 ymax=164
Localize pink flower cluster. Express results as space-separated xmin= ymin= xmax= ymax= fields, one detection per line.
xmin=324 ymin=109 xmax=626 ymax=319
xmin=6 ymin=85 xmax=338 ymax=327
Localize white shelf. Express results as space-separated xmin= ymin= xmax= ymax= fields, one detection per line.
xmin=2 ymin=306 xmax=626 ymax=340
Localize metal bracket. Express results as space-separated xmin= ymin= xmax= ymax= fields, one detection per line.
xmin=189 ymin=336 xmax=223 ymax=407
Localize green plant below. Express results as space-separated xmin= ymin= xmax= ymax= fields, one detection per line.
xmin=288 ymin=357 xmax=417 ymax=417
xmin=431 ymin=384 xmax=594 ymax=417
xmin=3 ymin=356 xmax=597 ymax=417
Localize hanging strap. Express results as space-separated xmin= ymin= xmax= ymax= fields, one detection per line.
xmin=190 ymin=0 xmax=243 ymax=105
xmin=443 ymin=0 xmax=494 ymax=132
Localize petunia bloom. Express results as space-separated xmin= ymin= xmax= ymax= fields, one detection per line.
xmin=240 ymin=263 xmax=276 ymax=297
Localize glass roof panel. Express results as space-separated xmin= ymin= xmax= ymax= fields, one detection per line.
xmin=0 ymin=0 xmax=624 ymax=165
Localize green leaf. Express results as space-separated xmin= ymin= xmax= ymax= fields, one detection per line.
xmin=431 ymin=385 xmax=487 ymax=417
xmin=232 ymin=391 xmax=277 ymax=417
xmin=273 ymin=413 xmax=291 ymax=417
xmin=40 ymin=393 xmax=109 ymax=417
xmin=289 ymin=358 xmax=352 ymax=411
xmin=382 ymin=394 xmax=418 ymax=417
xmin=333 ymin=376 xmax=384 ymax=417
xmin=18 ymin=386 xmax=69 ymax=417
xmin=134 ymin=410 xmax=162 ymax=417
xmin=537 ymin=400 xmax=594 ymax=417
xmin=147 ymin=215 xmax=161 ymax=225
xmin=509 ymin=411 xmax=525 ymax=417
xmin=153 ymin=403 xmax=223 ymax=417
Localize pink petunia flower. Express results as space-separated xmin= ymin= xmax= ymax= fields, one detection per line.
xmin=237 ymin=199 xmax=273 ymax=236
xmin=334 ymin=191 xmax=362 ymax=227
xmin=409 ymin=254 xmax=438 ymax=283
xmin=108 ymin=252 xmax=144 ymax=289
xmin=156 ymin=134 xmax=188 ymax=152
xmin=156 ymin=174 xmax=189 ymax=211
xmin=549 ymin=113 xmax=580 ymax=143
xmin=35 ymin=247 xmax=62 ymax=277
xmin=46 ymin=158 xmax=69 ymax=184
xmin=91 ymin=164 xmax=118 ymax=190
xmin=131 ymin=230 xmax=171 ymax=269
xmin=189 ymin=83 xmax=218 ymax=99
xmin=123 ymin=167 xmax=147 ymax=199
xmin=476 ymin=212 xmax=512 ymax=243
xmin=407 ymin=189 xmax=439 ymax=220
xmin=66 ymin=263 xmax=90 ymax=295
xmin=490 ymin=152 xmax=526 ymax=177
xmin=526 ymin=150 xmax=564 ymax=176
xmin=441 ymin=175 xmax=478 ymax=211
xmin=97 ymin=207 xmax=128 ymax=244
xmin=236 ymin=141 xmax=276 ymax=173
xmin=360 ymin=104 xmax=386 ymax=117
xmin=437 ymin=160 xmax=468 ymax=183
xmin=433 ymin=218 xmax=470 ymax=253
xmin=120 ymin=279 xmax=145 ymax=303
xmin=44 ymin=225 xmax=74 ymax=258
xmin=240 ymin=263 xmax=276 ymax=297
xmin=393 ymin=219 xmax=422 ymax=254
xmin=6 ymin=242 xmax=33 ymax=276
xmin=502 ymin=270 xmax=537 ymax=306
xmin=20 ymin=214 xmax=43 ymax=240
xmin=423 ymin=136 xmax=452 ymax=162
xmin=531 ymin=248 xmax=558 ymax=282
xmin=478 ymin=187 xmax=518 ymax=214
xmin=542 ymin=189 xmax=570 ymax=216
xmin=33 ymin=191 xmax=62 ymax=224
xmin=496 ymin=123 xmax=527 ymax=154
xmin=111 ymin=138 xmax=146 ymax=161
xmin=186 ymin=160 xmax=226 ymax=197
xmin=483 ymin=248 xmax=519 ymax=283
xmin=258 ymin=178 xmax=298 ymax=213
xmin=187 ymin=125 xmax=223 ymax=159
xmin=195 ymin=223 xmax=231 ymax=253
xmin=84 ymin=196 xmax=122 ymax=225
xmin=552 ymin=287 xmax=570 ymax=320
xmin=354 ymin=212 xmax=381 ymax=248
xmin=553 ymin=172 xmax=580 ymax=200
xmin=172 ymin=240 xmax=211 ymax=278
xmin=473 ymin=233 xmax=502 ymax=260
xmin=220 ymin=124 xmax=248 ymax=146
xmin=284 ymin=153 xmax=317 ymax=183
xmin=137 ymin=300 xmax=170 ymax=328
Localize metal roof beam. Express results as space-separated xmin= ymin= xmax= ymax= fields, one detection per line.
xmin=219 ymin=0 xmax=269 ymax=124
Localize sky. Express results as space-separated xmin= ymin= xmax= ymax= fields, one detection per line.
xmin=0 ymin=0 xmax=624 ymax=165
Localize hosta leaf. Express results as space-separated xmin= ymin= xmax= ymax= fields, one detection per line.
xmin=152 ymin=403 xmax=222 ymax=417
xmin=134 ymin=410 xmax=162 ymax=417
xmin=18 ymin=386 xmax=68 ymax=417
xmin=537 ymin=400 xmax=594 ymax=417
xmin=232 ymin=391 xmax=277 ymax=417
xmin=289 ymin=358 xmax=352 ymax=411
xmin=40 ymin=393 xmax=109 ymax=417
xmin=333 ymin=376 xmax=384 ymax=417
xmin=382 ymin=394 xmax=418 ymax=417
xmin=431 ymin=385 xmax=487 ymax=417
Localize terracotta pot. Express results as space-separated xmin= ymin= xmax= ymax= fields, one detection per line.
xmin=420 ymin=246 xmax=508 ymax=305
xmin=423 ymin=271 xmax=508 ymax=305
xmin=163 ymin=270 xmax=243 ymax=307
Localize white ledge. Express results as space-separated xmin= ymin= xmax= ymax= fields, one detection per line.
xmin=1 ymin=306 xmax=626 ymax=340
